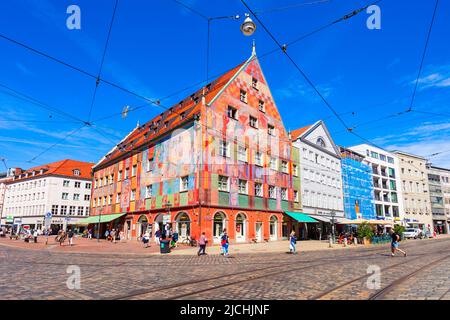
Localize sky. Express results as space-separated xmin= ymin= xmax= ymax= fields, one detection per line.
xmin=0 ymin=0 xmax=449 ymax=170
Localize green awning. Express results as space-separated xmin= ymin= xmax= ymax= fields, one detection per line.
xmin=284 ymin=212 xmax=318 ymax=223
xmin=69 ymin=213 xmax=126 ymax=225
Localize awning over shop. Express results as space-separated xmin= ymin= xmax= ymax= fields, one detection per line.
xmin=284 ymin=212 xmax=318 ymax=223
xmin=310 ymin=215 xmax=330 ymax=223
xmin=69 ymin=213 xmax=126 ymax=225
xmin=335 ymin=217 xmax=362 ymax=224
xmin=368 ymin=219 xmax=392 ymax=225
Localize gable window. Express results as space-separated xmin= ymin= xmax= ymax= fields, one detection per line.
xmin=258 ymin=100 xmax=265 ymax=112
xmin=238 ymin=179 xmax=248 ymax=194
xmin=227 ymin=106 xmax=237 ymax=120
xmin=219 ymin=141 xmax=230 ymax=158
xmin=255 ymin=151 xmax=262 ymax=166
xmin=255 ymin=183 xmax=263 ymax=197
xmin=316 ymin=137 xmax=326 ymax=148
xmin=238 ymin=145 xmax=248 ymax=162
xmin=269 ymin=185 xmax=276 ymax=199
xmin=145 ymin=185 xmax=153 ymax=198
xmin=249 ymin=116 xmax=258 ymax=128
xmin=132 ymin=165 xmax=137 ymax=177
xmin=240 ymin=90 xmax=247 ymax=103
xmin=218 ymin=175 xmax=229 ymax=192
xmin=252 ymin=77 xmax=258 ymax=90
xmin=180 ymin=176 xmax=189 ymax=192
xmin=180 ymin=112 xmax=186 ymax=120
xmin=268 ymin=124 xmax=275 ymax=136
xmin=73 ymin=169 xmax=80 ymax=176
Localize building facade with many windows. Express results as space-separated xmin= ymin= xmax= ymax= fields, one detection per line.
xmin=393 ymin=151 xmax=433 ymax=231
xmin=340 ymin=147 xmax=375 ymax=220
xmin=291 ymin=121 xmax=344 ymax=239
xmin=90 ymin=52 xmax=296 ymax=243
xmin=348 ymin=144 xmax=404 ymax=225
xmin=1 ymin=160 xmax=93 ymax=231
xmin=427 ymin=165 xmax=450 ymax=234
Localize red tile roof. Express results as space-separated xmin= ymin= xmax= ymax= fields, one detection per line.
xmin=95 ymin=61 xmax=246 ymax=169
xmin=11 ymin=159 xmax=94 ymax=182
xmin=291 ymin=125 xmax=312 ymax=140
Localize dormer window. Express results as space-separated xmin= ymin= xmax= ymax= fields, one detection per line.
xmin=73 ymin=169 xmax=80 ymax=176
xmin=180 ymin=112 xmax=186 ymax=120
xmin=258 ymin=100 xmax=265 ymax=112
xmin=227 ymin=106 xmax=237 ymax=120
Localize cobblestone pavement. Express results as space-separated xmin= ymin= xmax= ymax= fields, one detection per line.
xmin=1 ymin=238 xmax=450 ymax=300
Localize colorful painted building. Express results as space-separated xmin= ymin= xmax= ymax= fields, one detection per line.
xmin=89 ymin=50 xmax=297 ymax=243
xmin=340 ymin=147 xmax=376 ymax=220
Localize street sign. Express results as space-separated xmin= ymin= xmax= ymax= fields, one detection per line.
xmin=45 ymin=212 xmax=52 ymax=219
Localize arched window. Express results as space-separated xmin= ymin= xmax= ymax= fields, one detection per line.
xmin=175 ymin=212 xmax=191 ymax=238
xmin=213 ymin=212 xmax=226 ymax=238
xmin=316 ymin=137 xmax=326 ymax=148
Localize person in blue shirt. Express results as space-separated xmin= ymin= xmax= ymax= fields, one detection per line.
xmin=221 ymin=229 xmax=229 ymax=256
xmin=289 ymin=230 xmax=297 ymax=254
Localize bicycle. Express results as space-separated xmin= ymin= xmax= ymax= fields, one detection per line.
xmin=181 ymin=236 xmax=197 ymax=247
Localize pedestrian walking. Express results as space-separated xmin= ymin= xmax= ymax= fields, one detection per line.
xmin=142 ymin=231 xmax=150 ymax=248
xmin=155 ymin=229 xmax=161 ymax=245
xmin=171 ymin=230 xmax=178 ymax=248
xmin=33 ymin=229 xmax=38 ymax=243
xmin=220 ymin=229 xmax=229 ymax=256
xmin=87 ymin=228 xmax=92 ymax=240
xmin=389 ymin=229 xmax=406 ymax=257
xmin=197 ymin=232 xmax=207 ymax=256
xmin=44 ymin=229 xmax=49 ymax=245
xmin=110 ymin=229 xmax=116 ymax=243
xmin=289 ymin=230 xmax=297 ymax=254
xmin=68 ymin=229 xmax=74 ymax=246
xmin=105 ymin=229 xmax=110 ymax=240
xmin=119 ymin=230 xmax=124 ymax=242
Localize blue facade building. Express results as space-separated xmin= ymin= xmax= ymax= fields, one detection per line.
xmin=340 ymin=147 xmax=376 ymax=220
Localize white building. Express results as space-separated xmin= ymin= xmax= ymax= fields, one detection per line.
xmin=291 ymin=121 xmax=344 ymax=238
xmin=349 ymin=144 xmax=404 ymax=226
xmin=427 ymin=165 xmax=450 ymax=234
xmin=1 ymin=159 xmax=94 ymax=231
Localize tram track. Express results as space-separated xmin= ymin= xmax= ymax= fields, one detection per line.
xmin=110 ymin=241 xmax=450 ymax=300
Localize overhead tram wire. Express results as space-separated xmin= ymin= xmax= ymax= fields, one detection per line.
xmin=27 ymin=124 xmax=87 ymax=163
xmin=92 ymin=0 xmax=385 ymax=124
xmin=0 ymin=0 xmax=385 ymax=127
xmin=407 ymin=0 xmax=439 ymax=112
xmin=239 ymin=0 xmax=383 ymax=147
xmin=86 ymin=0 xmax=119 ymax=123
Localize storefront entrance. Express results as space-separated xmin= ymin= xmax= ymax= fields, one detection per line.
xmin=235 ymin=213 xmax=247 ymax=242
xmin=213 ymin=212 xmax=227 ymax=243
xmin=175 ymin=212 xmax=190 ymax=240
xmin=255 ymin=222 xmax=263 ymax=242
xmin=269 ymin=216 xmax=278 ymax=241
xmin=136 ymin=215 xmax=149 ymax=240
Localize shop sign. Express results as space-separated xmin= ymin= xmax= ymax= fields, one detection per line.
xmin=6 ymin=215 xmax=13 ymax=223
xmin=163 ymin=214 xmax=171 ymax=224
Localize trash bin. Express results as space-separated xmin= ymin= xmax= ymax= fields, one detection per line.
xmin=160 ymin=239 xmax=171 ymax=254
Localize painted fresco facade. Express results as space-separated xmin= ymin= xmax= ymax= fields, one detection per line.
xmin=91 ymin=52 xmax=297 ymax=243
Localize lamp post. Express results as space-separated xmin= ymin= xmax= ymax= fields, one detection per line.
xmin=330 ymin=211 xmax=336 ymax=244
xmin=97 ymin=207 xmax=103 ymax=242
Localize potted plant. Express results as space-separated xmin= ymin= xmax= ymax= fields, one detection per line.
xmin=357 ymin=222 xmax=374 ymax=245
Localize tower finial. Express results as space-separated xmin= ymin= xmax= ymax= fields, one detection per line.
xmin=252 ymin=39 xmax=256 ymax=56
